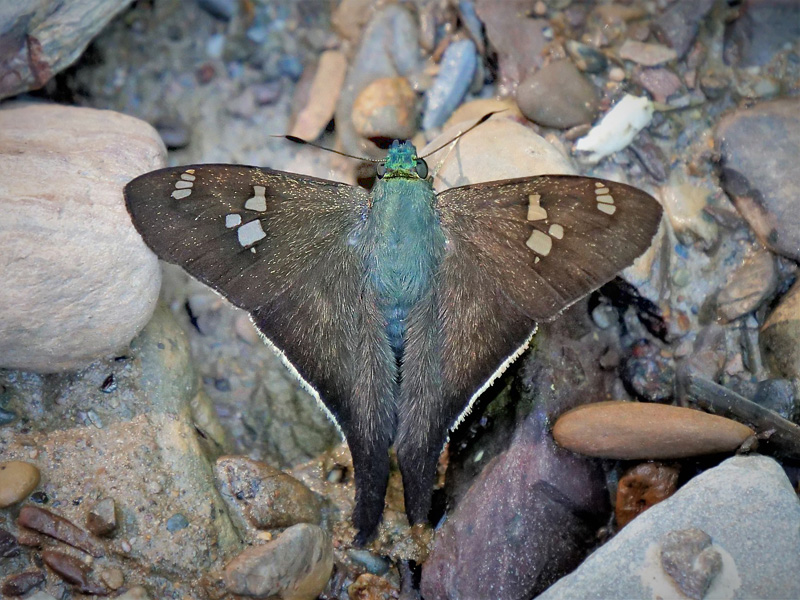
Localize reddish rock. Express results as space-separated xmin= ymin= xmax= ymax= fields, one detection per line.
xmin=616 ymin=462 xmax=680 ymax=527
xmin=42 ymin=550 xmax=108 ymax=595
xmin=18 ymin=506 xmax=104 ymax=557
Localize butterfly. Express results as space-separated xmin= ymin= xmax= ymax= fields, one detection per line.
xmin=124 ymin=138 xmax=662 ymax=544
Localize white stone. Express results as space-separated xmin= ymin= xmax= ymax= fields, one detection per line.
xmin=0 ymin=102 xmax=164 ymax=372
xmin=575 ymin=95 xmax=654 ymax=164
xmin=422 ymin=117 xmax=577 ymax=192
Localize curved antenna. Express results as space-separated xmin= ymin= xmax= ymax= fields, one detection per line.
xmin=274 ymin=135 xmax=385 ymax=163
xmin=418 ymin=110 xmax=504 ymax=159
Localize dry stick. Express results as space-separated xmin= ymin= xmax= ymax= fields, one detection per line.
xmin=679 ymin=367 xmax=800 ymax=460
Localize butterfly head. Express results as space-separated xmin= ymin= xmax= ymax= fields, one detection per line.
xmin=377 ymin=140 xmax=429 ymax=180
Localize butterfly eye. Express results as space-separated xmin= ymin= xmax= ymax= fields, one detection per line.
xmin=415 ymin=159 xmax=428 ymax=179
xmin=376 ymin=163 xmax=387 ymax=178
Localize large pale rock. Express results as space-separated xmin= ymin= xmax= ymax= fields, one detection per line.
xmin=0 ymin=102 xmax=164 ymax=372
xmin=423 ymin=116 xmax=576 ymax=193
xmin=535 ymin=455 xmax=800 ymax=599
xmin=0 ymin=1 xmax=133 ymax=100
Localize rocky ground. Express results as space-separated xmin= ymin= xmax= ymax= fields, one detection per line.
xmin=1 ymin=0 xmax=800 ymax=598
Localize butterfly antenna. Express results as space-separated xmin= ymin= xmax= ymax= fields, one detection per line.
xmin=275 ymin=135 xmax=384 ymax=163
xmin=419 ymin=110 xmax=505 ymax=159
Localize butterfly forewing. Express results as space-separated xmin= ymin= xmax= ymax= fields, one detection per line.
xmin=437 ymin=175 xmax=663 ymax=322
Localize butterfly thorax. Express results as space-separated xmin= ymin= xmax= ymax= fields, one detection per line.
xmin=363 ymin=148 xmax=445 ymax=358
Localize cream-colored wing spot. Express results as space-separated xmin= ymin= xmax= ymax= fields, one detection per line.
xmin=244 ymin=186 xmax=268 ymax=212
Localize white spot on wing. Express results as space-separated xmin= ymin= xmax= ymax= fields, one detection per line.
xmin=237 ymin=219 xmax=266 ymax=247
xmin=526 ymin=229 xmax=552 ymax=256
xmin=171 ymin=189 xmax=191 ymax=200
xmin=244 ymin=186 xmax=268 ymax=212
xmin=594 ymin=187 xmax=610 ymax=195
xmin=597 ymin=194 xmax=615 ymax=204
xmin=597 ymin=203 xmax=617 ymax=215
xmin=548 ymin=224 xmax=564 ymax=239
xmin=526 ymin=194 xmax=548 ymax=221
xmin=180 ymin=173 xmax=196 ymax=181
xmin=225 ymin=214 xmax=241 ymax=228
xmin=175 ymin=180 xmax=193 ymax=189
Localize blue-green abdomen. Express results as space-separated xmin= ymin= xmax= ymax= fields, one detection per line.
xmin=366 ymin=177 xmax=444 ymax=356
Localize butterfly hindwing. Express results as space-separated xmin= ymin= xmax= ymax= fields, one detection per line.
xmin=392 ymin=176 xmax=662 ymax=524
xmin=125 ymin=166 xmax=399 ymax=537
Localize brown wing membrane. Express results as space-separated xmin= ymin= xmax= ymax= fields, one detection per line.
xmin=436 ymin=175 xmax=663 ymax=322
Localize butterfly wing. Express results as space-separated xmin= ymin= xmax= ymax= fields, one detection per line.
xmin=395 ymin=175 xmax=662 ymax=522
xmin=125 ymin=166 xmax=398 ymax=538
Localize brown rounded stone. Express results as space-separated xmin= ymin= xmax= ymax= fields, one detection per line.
xmin=352 ymin=76 xmax=417 ymax=141
xmin=0 ymin=461 xmax=40 ymax=508
xmin=552 ymin=401 xmax=754 ymax=459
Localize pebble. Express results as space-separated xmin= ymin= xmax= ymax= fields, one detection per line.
xmin=761 ymin=280 xmax=800 ymax=378
xmin=475 ymin=0 xmax=548 ymax=86
xmin=516 ymin=60 xmax=599 ymax=129
xmin=41 ymin=550 xmax=108 ymax=595
xmin=114 ymin=586 xmax=151 ymax=600
xmin=86 ymin=497 xmax=117 ymax=536
xmin=618 ymin=40 xmax=678 ymax=67
xmin=620 ymin=340 xmax=675 ymax=403
xmin=166 ymin=513 xmax=189 ymax=532
xmin=196 ymin=0 xmax=236 ymax=21
xmin=634 ymin=67 xmax=682 ymax=103
xmin=347 ymin=549 xmax=391 ymax=576
xmin=0 ymin=3 xmax=131 ymax=100
xmin=716 ymin=249 xmax=777 ymax=322
xmin=331 ymin=0 xmax=374 ymax=43
xmin=351 ymin=76 xmax=417 ymax=141
xmin=552 ymin=401 xmax=755 ymax=459
xmin=660 ymin=528 xmax=722 ymax=600
xmin=535 ymin=456 xmax=800 ymax=599
xmin=154 ymin=117 xmax=190 ymax=150
xmin=224 ymin=523 xmax=333 ymax=600
xmin=616 ymin=462 xmax=679 ymax=528
xmin=18 ymin=505 xmax=105 ymax=557
xmin=0 ymin=405 xmax=16 ymax=425
xmin=348 ymin=573 xmax=398 ymax=599
xmin=1 ymin=570 xmax=46 ymax=596
xmin=423 ymin=117 xmax=576 ymax=194
xmin=0 ymin=103 xmax=163 ymax=372
xmin=421 ymin=411 xmax=609 ymax=600
xmin=752 ymin=378 xmax=795 ymax=421
xmin=99 ymin=567 xmax=125 ymax=590
xmin=630 ymin=133 xmax=668 ymax=181
xmin=215 ymin=456 xmax=321 ymax=530
xmin=0 ymin=460 xmax=40 ymax=507
xmin=422 ymin=39 xmax=478 ymax=131
xmin=716 ymin=98 xmax=800 ymax=262
xmin=565 ymin=40 xmax=607 ymax=73
xmin=574 ymin=95 xmax=653 ymax=164
xmin=253 ymin=80 xmax=283 ymax=105
xmin=289 ymin=50 xmax=347 ymax=141
xmin=0 ymin=527 xmax=20 ymax=558
xmin=652 ymin=0 xmax=715 ymax=58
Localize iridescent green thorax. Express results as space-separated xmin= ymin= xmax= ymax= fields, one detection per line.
xmin=382 ymin=140 xmax=421 ymax=179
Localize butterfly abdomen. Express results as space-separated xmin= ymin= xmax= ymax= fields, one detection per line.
xmin=364 ymin=178 xmax=445 ymax=356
